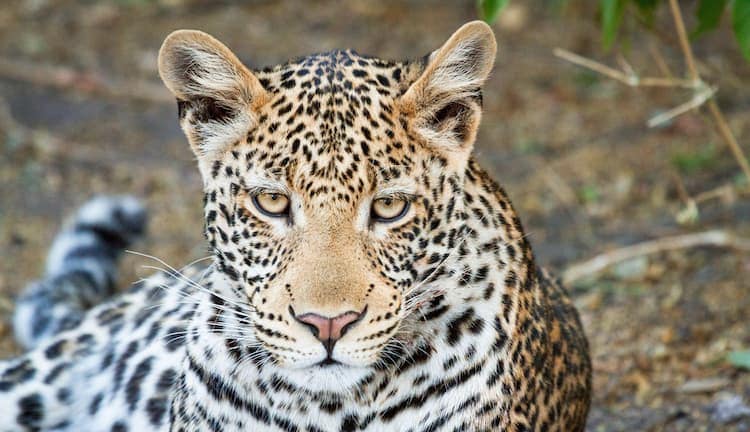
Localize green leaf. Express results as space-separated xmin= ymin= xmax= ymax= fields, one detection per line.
xmin=478 ymin=0 xmax=509 ymax=24
xmin=671 ymin=144 xmax=718 ymax=175
xmin=733 ymin=0 xmax=750 ymax=60
xmin=601 ymin=0 xmax=626 ymax=50
xmin=728 ymin=350 xmax=750 ymax=369
xmin=632 ymin=0 xmax=659 ymax=26
xmin=632 ymin=0 xmax=658 ymax=9
xmin=692 ymin=0 xmax=729 ymax=38
xmin=579 ymin=184 xmax=600 ymax=204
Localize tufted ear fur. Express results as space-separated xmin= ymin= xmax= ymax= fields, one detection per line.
xmin=400 ymin=21 xmax=496 ymax=155
xmin=158 ymin=30 xmax=269 ymax=166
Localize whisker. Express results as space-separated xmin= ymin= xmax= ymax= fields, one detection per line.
xmin=134 ymin=258 xmax=256 ymax=315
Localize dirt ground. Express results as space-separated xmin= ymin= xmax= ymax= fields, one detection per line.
xmin=1 ymin=1 xmax=749 ymax=430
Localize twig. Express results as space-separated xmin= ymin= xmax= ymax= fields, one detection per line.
xmin=553 ymin=48 xmax=634 ymax=84
xmin=669 ymin=170 xmax=699 ymax=226
xmin=647 ymin=85 xmax=716 ymax=127
xmin=666 ymin=0 xmax=750 ymax=182
xmin=563 ymin=230 xmax=750 ymax=284
xmin=553 ymin=48 xmax=696 ymax=88
xmin=670 ymin=175 xmax=741 ymax=225
xmin=693 ymin=183 xmax=743 ymax=205
xmin=0 ymin=58 xmax=171 ymax=104
xmin=554 ymin=46 xmax=711 ymax=128
xmin=616 ymin=53 xmax=637 ymax=80
xmin=670 ymin=171 xmax=691 ymax=205
xmin=706 ymin=100 xmax=750 ymax=181
xmin=667 ymin=0 xmax=699 ymax=82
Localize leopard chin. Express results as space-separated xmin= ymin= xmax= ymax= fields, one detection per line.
xmin=280 ymin=364 xmax=373 ymax=394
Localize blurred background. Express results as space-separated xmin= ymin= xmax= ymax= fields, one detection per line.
xmin=0 ymin=0 xmax=749 ymax=430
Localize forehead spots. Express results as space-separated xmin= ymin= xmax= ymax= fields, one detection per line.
xmin=237 ymin=50 xmax=420 ymax=208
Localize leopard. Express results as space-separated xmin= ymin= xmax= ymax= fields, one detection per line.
xmin=0 ymin=21 xmax=591 ymax=431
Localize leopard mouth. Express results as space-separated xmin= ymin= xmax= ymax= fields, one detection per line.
xmin=317 ymin=357 xmax=342 ymax=367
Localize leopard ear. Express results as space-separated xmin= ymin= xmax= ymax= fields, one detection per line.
xmin=158 ymin=30 xmax=269 ymax=162
xmin=400 ymin=21 xmax=496 ymax=155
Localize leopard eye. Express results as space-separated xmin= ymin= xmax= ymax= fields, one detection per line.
xmin=371 ymin=197 xmax=409 ymax=222
xmin=252 ymin=193 xmax=290 ymax=217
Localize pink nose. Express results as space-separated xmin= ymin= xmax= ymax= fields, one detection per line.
xmin=292 ymin=309 xmax=364 ymax=352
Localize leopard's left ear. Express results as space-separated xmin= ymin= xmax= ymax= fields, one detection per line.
xmin=400 ymin=21 xmax=496 ymax=155
xmin=158 ymin=30 xmax=269 ymax=164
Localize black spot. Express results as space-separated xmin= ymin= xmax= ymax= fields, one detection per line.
xmin=280 ymin=79 xmax=297 ymax=89
xmin=111 ymin=420 xmax=128 ymax=432
xmin=17 ymin=393 xmax=44 ymax=428
xmin=446 ymin=308 xmax=476 ymax=346
xmin=164 ymin=326 xmax=186 ymax=352
xmin=340 ymin=414 xmax=359 ymax=432
xmin=156 ymin=368 xmax=177 ymax=391
xmin=1 ymin=359 xmax=36 ymax=390
xmin=89 ymin=392 xmax=104 ymax=415
xmin=126 ymin=356 xmax=154 ymax=411
xmin=43 ymin=362 xmax=68 ymax=384
xmin=146 ymin=397 xmax=169 ymax=426
xmin=360 ymin=141 xmax=370 ymax=156
xmin=56 ymin=387 xmax=72 ymax=403
xmin=44 ymin=339 xmax=66 ymax=360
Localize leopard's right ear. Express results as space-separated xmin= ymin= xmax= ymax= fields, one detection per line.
xmin=158 ymin=30 xmax=269 ymax=163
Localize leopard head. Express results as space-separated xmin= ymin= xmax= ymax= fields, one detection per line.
xmin=158 ymin=21 xmax=497 ymax=388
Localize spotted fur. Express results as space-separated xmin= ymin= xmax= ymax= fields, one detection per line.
xmin=0 ymin=22 xmax=591 ymax=431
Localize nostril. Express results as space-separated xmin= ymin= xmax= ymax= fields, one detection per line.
xmin=298 ymin=319 xmax=321 ymax=339
xmin=335 ymin=306 xmax=367 ymax=339
xmin=293 ymin=311 xmax=331 ymax=341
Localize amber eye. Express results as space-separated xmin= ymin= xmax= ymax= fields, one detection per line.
xmin=371 ymin=197 xmax=409 ymax=222
xmin=252 ymin=193 xmax=290 ymax=217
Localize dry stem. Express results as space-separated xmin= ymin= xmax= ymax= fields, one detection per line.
xmin=647 ymin=85 xmax=716 ymax=127
xmin=667 ymin=0 xmax=699 ymax=81
xmin=666 ymin=0 xmax=750 ymax=182
xmin=563 ymin=230 xmax=750 ymax=284
xmin=706 ymin=99 xmax=750 ymax=180
xmin=553 ymin=48 xmax=695 ymax=89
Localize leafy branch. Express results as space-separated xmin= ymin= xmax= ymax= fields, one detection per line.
xmin=553 ymin=0 xmax=750 ymax=184
xmin=601 ymin=0 xmax=750 ymax=60
xmin=480 ymin=0 xmax=750 ymax=188
xmin=479 ymin=0 xmax=750 ymax=61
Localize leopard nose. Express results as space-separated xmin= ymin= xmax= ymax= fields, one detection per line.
xmin=290 ymin=307 xmax=366 ymax=349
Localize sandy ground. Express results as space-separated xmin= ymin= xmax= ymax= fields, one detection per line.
xmin=1 ymin=1 xmax=749 ymax=430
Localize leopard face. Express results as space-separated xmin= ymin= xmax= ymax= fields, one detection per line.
xmin=158 ymin=23 xmax=496 ymax=387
